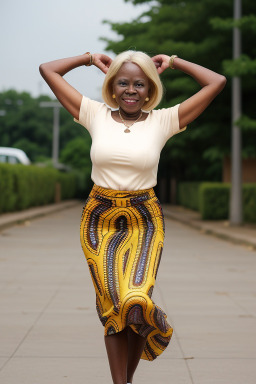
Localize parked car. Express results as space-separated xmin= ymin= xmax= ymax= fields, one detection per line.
xmin=0 ymin=147 xmax=31 ymax=165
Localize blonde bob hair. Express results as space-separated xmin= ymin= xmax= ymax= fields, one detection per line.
xmin=102 ymin=51 xmax=163 ymax=111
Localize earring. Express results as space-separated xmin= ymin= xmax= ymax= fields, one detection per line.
xmin=145 ymin=97 xmax=149 ymax=102
xmin=112 ymin=94 xmax=116 ymax=99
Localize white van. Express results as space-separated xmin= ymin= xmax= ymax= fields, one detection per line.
xmin=0 ymin=147 xmax=31 ymax=165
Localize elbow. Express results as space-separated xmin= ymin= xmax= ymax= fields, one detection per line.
xmin=217 ymin=75 xmax=227 ymax=91
xmin=39 ymin=62 xmax=52 ymax=78
xmin=39 ymin=63 xmax=46 ymax=77
xmin=210 ymin=75 xmax=227 ymax=94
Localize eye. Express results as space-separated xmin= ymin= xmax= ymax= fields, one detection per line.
xmin=136 ymin=83 xmax=144 ymax=87
xmin=118 ymin=81 xmax=127 ymax=86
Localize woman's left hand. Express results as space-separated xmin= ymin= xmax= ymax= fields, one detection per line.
xmin=151 ymin=54 xmax=171 ymax=74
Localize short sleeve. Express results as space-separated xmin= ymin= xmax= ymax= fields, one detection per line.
xmin=74 ymin=96 xmax=104 ymax=132
xmin=153 ymin=104 xmax=187 ymax=141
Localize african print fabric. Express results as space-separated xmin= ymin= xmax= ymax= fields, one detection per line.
xmin=80 ymin=184 xmax=173 ymax=361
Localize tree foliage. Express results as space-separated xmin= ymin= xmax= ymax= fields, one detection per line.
xmin=102 ymin=0 xmax=256 ymax=181
xmin=60 ymin=136 xmax=92 ymax=176
xmin=0 ymin=90 xmax=92 ymax=175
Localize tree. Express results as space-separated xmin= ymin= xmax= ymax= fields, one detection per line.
xmin=0 ymin=90 xmax=53 ymax=160
xmin=60 ymin=136 xmax=91 ymax=174
xmin=211 ymin=12 xmax=256 ymax=146
xmin=0 ymin=90 xmax=91 ymax=165
xmin=0 ymin=89 xmax=92 ymax=196
xmin=60 ymin=136 xmax=93 ymax=196
xmin=102 ymin=0 xmax=256 ymax=182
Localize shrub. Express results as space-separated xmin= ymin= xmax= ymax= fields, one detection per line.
xmin=199 ymin=183 xmax=230 ymax=220
xmin=177 ymin=181 xmax=256 ymax=222
xmin=0 ymin=164 xmax=16 ymax=212
xmin=58 ymin=172 xmax=77 ymax=200
xmin=243 ymin=184 xmax=256 ymax=223
xmin=177 ymin=182 xmax=202 ymax=210
xmin=0 ymin=164 xmax=79 ymax=214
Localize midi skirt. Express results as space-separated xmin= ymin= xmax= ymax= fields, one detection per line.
xmin=80 ymin=184 xmax=173 ymax=361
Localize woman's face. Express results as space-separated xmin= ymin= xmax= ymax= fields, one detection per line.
xmin=112 ymin=62 xmax=150 ymax=114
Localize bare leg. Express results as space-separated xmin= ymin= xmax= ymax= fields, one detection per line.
xmin=104 ymin=328 xmax=129 ymax=384
xmin=127 ymin=326 xmax=147 ymax=383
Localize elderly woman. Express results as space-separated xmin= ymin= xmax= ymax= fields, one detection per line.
xmin=39 ymin=51 xmax=226 ymax=384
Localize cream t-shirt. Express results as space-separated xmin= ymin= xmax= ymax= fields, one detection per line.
xmin=74 ymin=96 xmax=186 ymax=191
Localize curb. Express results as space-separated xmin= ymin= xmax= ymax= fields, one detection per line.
xmin=163 ymin=208 xmax=256 ymax=251
xmin=0 ymin=200 xmax=81 ymax=231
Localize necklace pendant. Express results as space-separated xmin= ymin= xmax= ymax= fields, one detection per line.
xmin=119 ymin=108 xmax=143 ymax=133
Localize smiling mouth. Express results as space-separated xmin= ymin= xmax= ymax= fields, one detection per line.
xmin=122 ymin=98 xmax=138 ymax=104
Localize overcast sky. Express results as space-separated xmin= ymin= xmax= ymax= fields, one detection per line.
xmin=1 ymin=0 xmax=149 ymax=101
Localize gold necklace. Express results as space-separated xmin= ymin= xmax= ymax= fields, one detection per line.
xmin=118 ymin=108 xmax=143 ymax=133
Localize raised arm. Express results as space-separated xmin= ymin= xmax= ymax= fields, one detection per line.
xmin=151 ymin=55 xmax=227 ymax=129
xmin=39 ymin=53 xmax=112 ymax=120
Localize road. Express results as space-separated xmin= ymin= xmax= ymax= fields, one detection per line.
xmin=0 ymin=204 xmax=255 ymax=384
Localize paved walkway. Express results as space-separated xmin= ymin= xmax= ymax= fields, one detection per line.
xmin=0 ymin=203 xmax=256 ymax=383
xmin=0 ymin=200 xmax=79 ymax=231
xmin=163 ymin=204 xmax=256 ymax=250
xmin=1 ymin=201 xmax=256 ymax=250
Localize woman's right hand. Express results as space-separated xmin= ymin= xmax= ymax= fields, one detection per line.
xmin=93 ymin=54 xmax=112 ymax=74
xmin=39 ymin=53 xmax=112 ymax=120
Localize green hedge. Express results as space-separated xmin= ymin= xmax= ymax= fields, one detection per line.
xmin=177 ymin=182 xmax=201 ymax=210
xmin=243 ymin=184 xmax=256 ymax=223
xmin=199 ymin=183 xmax=230 ymax=220
xmin=177 ymin=181 xmax=256 ymax=222
xmin=0 ymin=164 xmax=78 ymax=213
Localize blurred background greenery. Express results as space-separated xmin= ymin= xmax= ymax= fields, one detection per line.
xmin=102 ymin=0 xmax=256 ymax=183
xmin=0 ymin=0 xmax=255 ymax=220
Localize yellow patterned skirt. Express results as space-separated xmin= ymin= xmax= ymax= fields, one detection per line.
xmin=80 ymin=184 xmax=173 ymax=361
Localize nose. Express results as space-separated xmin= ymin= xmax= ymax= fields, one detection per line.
xmin=125 ymin=84 xmax=136 ymax=94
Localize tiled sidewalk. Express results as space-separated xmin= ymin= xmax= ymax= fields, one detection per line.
xmin=0 ymin=200 xmax=80 ymax=231
xmin=0 ymin=204 xmax=255 ymax=383
xmin=163 ymin=204 xmax=256 ymax=250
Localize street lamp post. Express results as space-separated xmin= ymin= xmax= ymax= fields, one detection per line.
xmin=39 ymin=101 xmax=62 ymax=168
xmin=230 ymin=0 xmax=242 ymax=225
